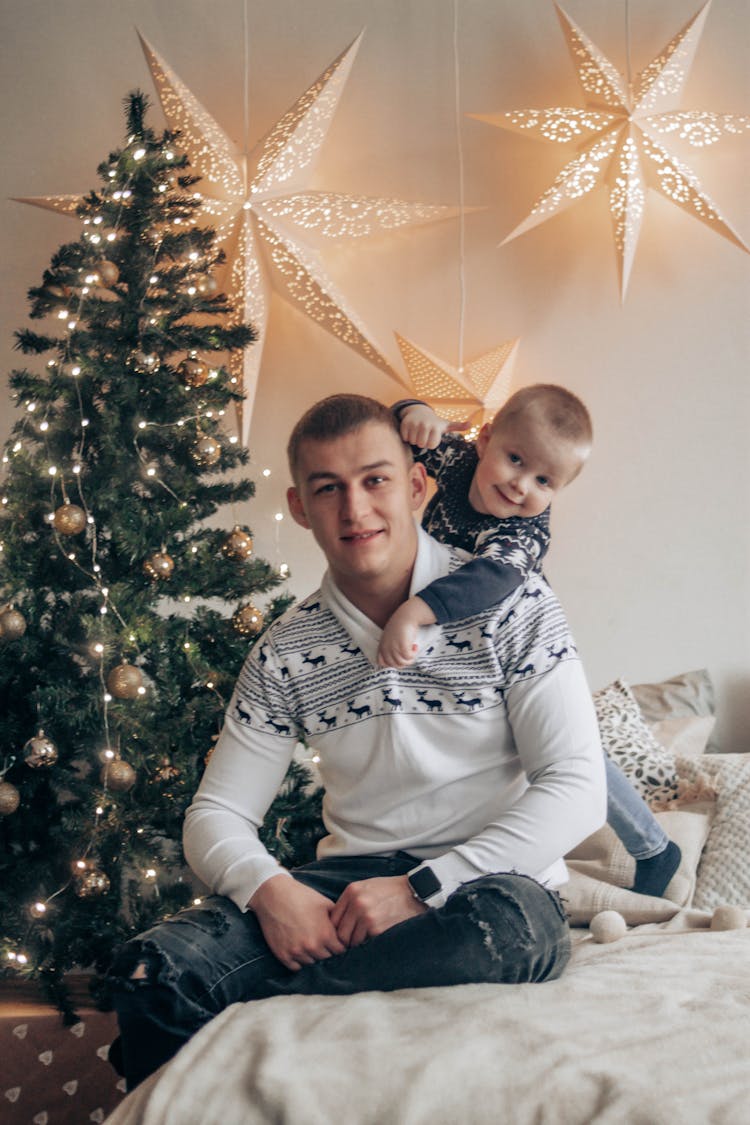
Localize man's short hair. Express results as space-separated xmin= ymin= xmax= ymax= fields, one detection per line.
xmin=491 ymin=384 xmax=593 ymax=448
xmin=287 ymin=394 xmax=402 ymax=483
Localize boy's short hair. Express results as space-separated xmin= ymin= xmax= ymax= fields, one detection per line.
xmin=287 ymin=393 xmax=402 ymax=483
xmin=491 ymin=384 xmax=593 ymax=449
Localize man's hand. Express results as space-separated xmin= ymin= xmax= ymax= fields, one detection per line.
xmin=377 ymin=595 xmax=437 ymax=667
xmin=400 ymin=404 xmax=467 ymax=449
xmin=330 ymin=875 xmax=427 ymax=949
xmin=249 ymin=874 xmax=347 ymax=971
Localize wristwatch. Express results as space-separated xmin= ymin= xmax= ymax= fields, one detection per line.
xmin=407 ymin=865 xmax=447 ymax=908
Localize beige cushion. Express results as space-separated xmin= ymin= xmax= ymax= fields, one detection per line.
xmin=648 ymin=715 xmax=716 ymax=759
xmin=562 ymin=803 xmax=715 ymax=925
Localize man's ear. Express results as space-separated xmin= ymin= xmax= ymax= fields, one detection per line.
xmin=408 ymin=460 xmax=428 ymax=510
xmin=287 ymin=486 xmax=310 ymax=529
xmin=476 ymin=423 xmax=492 ymax=459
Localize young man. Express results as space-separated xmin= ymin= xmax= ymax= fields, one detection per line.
xmin=107 ymin=393 xmax=606 ymax=1090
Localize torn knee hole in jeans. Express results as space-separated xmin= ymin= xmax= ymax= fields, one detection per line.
xmin=460 ymin=885 xmax=535 ymax=962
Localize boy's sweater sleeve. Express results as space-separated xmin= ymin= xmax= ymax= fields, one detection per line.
xmin=416 ymin=510 xmax=550 ymax=624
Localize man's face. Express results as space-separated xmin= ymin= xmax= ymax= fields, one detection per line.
xmin=287 ymin=421 xmax=427 ymax=597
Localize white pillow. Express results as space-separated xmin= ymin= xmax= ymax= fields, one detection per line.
xmin=675 ymin=753 xmax=750 ymax=909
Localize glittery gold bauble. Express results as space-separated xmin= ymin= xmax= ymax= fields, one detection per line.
xmin=0 ymin=606 xmax=27 ymax=640
xmin=97 ymin=259 xmax=120 ymax=285
xmin=0 ymin=780 xmax=21 ymax=815
xmin=155 ymin=758 xmax=180 ymax=782
xmin=100 ymin=758 xmax=137 ymax=792
xmin=232 ymin=603 xmax=264 ymax=636
xmin=178 ymin=358 xmax=209 ymax=387
xmin=23 ymin=730 xmax=59 ymax=769
xmin=196 ymin=275 xmax=218 ymax=296
xmin=106 ymin=663 xmax=144 ymax=699
xmin=52 ymin=503 xmax=87 ymax=536
xmin=75 ymin=867 xmax=111 ymax=898
xmin=143 ymin=551 xmax=175 ymax=580
xmin=133 ymin=350 xmax=159 ymax=373
xmin=222 ymin=526 xmax=254 ymax=560
xmin=191 ymin=434 xmax=221 ymax=466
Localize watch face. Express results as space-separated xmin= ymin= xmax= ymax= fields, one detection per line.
xmin=409 ymin=866 xmax=442 ymax=901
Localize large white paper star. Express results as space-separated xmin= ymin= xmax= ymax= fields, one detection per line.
xmin=395 ymin=332 xmax=519 ymax=431
xmin=471 ymin=1 xmax=749 ymax=297
xmin=18 ymin=33 xmax=461 ymax=442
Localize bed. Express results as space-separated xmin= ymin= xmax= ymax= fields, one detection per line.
xmin=105 ymin=670 xmax=750 ymax=1125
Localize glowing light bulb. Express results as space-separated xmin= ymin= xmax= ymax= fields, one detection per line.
xmin=94 ymin=643 xmax=104 ymax=654
xmin=133 ymin=147 xmax=147 ymax=161
xmin=48 ymin=466 xmax=57 ymax=476
xmin=274 ymin=512 xmax=284 ymax=522
xmin=96 ymin=806 xmax=104 ymax=816
xmin=145 ymin=868 xmax=157 ymax=879
xmin=72 ymin=464 xmax=81 ymax=475
xmin=193 ymin=898 xmax=203 ymax=906
xmin=262 ymin=468 xmax=271 ymax=477
xmin=104 ymin=693 xmax=112 ymax=703
xmin=26 ymin=402 xmax=37 ymax=412
xmin=16 ymin=954 xmax=28 ymax=965
xmin=137 ymin=686 xmax=146 ymax=696
xmin=229 ymin=436 xmax=238 ymax=444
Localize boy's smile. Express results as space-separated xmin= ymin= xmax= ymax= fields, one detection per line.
xmin=469 ymin=413 xmax=588 ymax=520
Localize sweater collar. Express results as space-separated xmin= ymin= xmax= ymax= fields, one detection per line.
xmin=320 ymin=526 xmax=453 ymax=661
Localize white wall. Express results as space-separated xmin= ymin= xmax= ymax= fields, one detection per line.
xmin=1 ymin=0 xmax=748 ymax=748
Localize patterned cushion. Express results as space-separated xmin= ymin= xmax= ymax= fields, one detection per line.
xmin=674 ymin=754 xmax=750 ymax=909
xmin=592 ymin=679 xmax=679 ymax=806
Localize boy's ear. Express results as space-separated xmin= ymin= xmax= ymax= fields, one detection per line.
xmin=476 ymin=423 xmax=492 ymax=458
xmin=287 ymin=486 xmax=311 ymax=530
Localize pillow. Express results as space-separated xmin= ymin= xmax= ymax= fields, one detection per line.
xmin=562 ymin=803 xmax=715 ymax=925
xmin=674 ymin=753 xmax=750 ymax=909
xmin=631 ymin=668 xmax=720 ymax=753
xmin=593 ymin=679 xmax=679 ymax=806
xmin=648 ymin=715 xmax=716 ymax=759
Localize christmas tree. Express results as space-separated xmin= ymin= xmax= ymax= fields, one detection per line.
xmin=0 ymin=92 xmax=323 ymax=1019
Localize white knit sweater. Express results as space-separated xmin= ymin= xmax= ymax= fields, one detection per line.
xmin=183 ymin=528 xmax=606 ymax=910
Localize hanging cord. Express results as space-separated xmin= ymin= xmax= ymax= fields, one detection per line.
xmin=625 ymin=0 xmax=633 ymax=105
xmin=452 ymin=0 xmax=467 ymax=373
xmin=243 ymin=0 xmax=251 ymax=172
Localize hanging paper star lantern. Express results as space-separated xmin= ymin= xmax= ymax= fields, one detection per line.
xmin=17 ymin=34 xmax=462 ymax=443
xmin=470 ymin=1 xmax=749 ymax=298
xmin=395 ymin=332 xmax=519 ymax=431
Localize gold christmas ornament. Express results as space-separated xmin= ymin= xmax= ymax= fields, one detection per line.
xmin=52 ymin=503 xmax=87 ymax=536
xmin=97 ymin=259 xmax=120 ymax=285
xmin=191 ymin=433 xmax=222 ymax=466
xmin=23 ymin=730 xmax=59 ymax=769
xmin=133 ymin=350 xmax=159 ymax=374
xmin=155 ymin=758 xmax=180 ymax=782
xmin=178 ymin=357 xmax=209 ymax=387
xmin=222 ymin=526 xmax=254 ymax=559
xmin=143 ymin=551 xmax=175 ymax=580
xmin=471 ymin=1 xmax=750 ymax=298
xmin=0 ymin=606 xmax=27 ymax=641
xmin=74 ymin=866 xmax=111 ymax=898
xmin=100 ymin=758 xmax=137 ymax=792
xmin=106 ymin=663 xmax=144 ymax=699
xmin=196 ymin=274 xmax=218 ymax=296
xmin=232 ymin=603 xmax=264 ymax=636
xmin=0 ymin=780 xmax=21 ymax=816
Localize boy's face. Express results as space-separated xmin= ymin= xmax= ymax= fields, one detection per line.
xmin=287 ymin=421 xmax=427 ymax=597
xmin=469 ymin=413 xmax=588 ymax=520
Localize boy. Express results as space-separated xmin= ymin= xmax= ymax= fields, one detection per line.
xmin=380 ymin=385 xmax=681 ymax=899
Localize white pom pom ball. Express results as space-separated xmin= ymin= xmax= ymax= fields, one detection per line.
xmin=590 ymin=910 xmax=627 ymax=943
xmin=710 ymin=905 xmax=747 ymax=931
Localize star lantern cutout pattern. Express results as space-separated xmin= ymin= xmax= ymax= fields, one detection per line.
xmin=470 ymin=1 xmax=750 ymax=298
xmin=395 ymin=332 xmax=519 ymax=433
xmin=17 ymin=33 xmax=462 ymax=443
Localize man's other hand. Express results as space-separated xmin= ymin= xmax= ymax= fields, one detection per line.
xmin=330 ymin=875 xmax=427 ymax=948
xmin=249 ymin=874 xmax=347 ymax=971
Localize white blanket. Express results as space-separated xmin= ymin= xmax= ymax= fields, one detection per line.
xmin=106 ymin=915 xmax=750 ymax=1125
